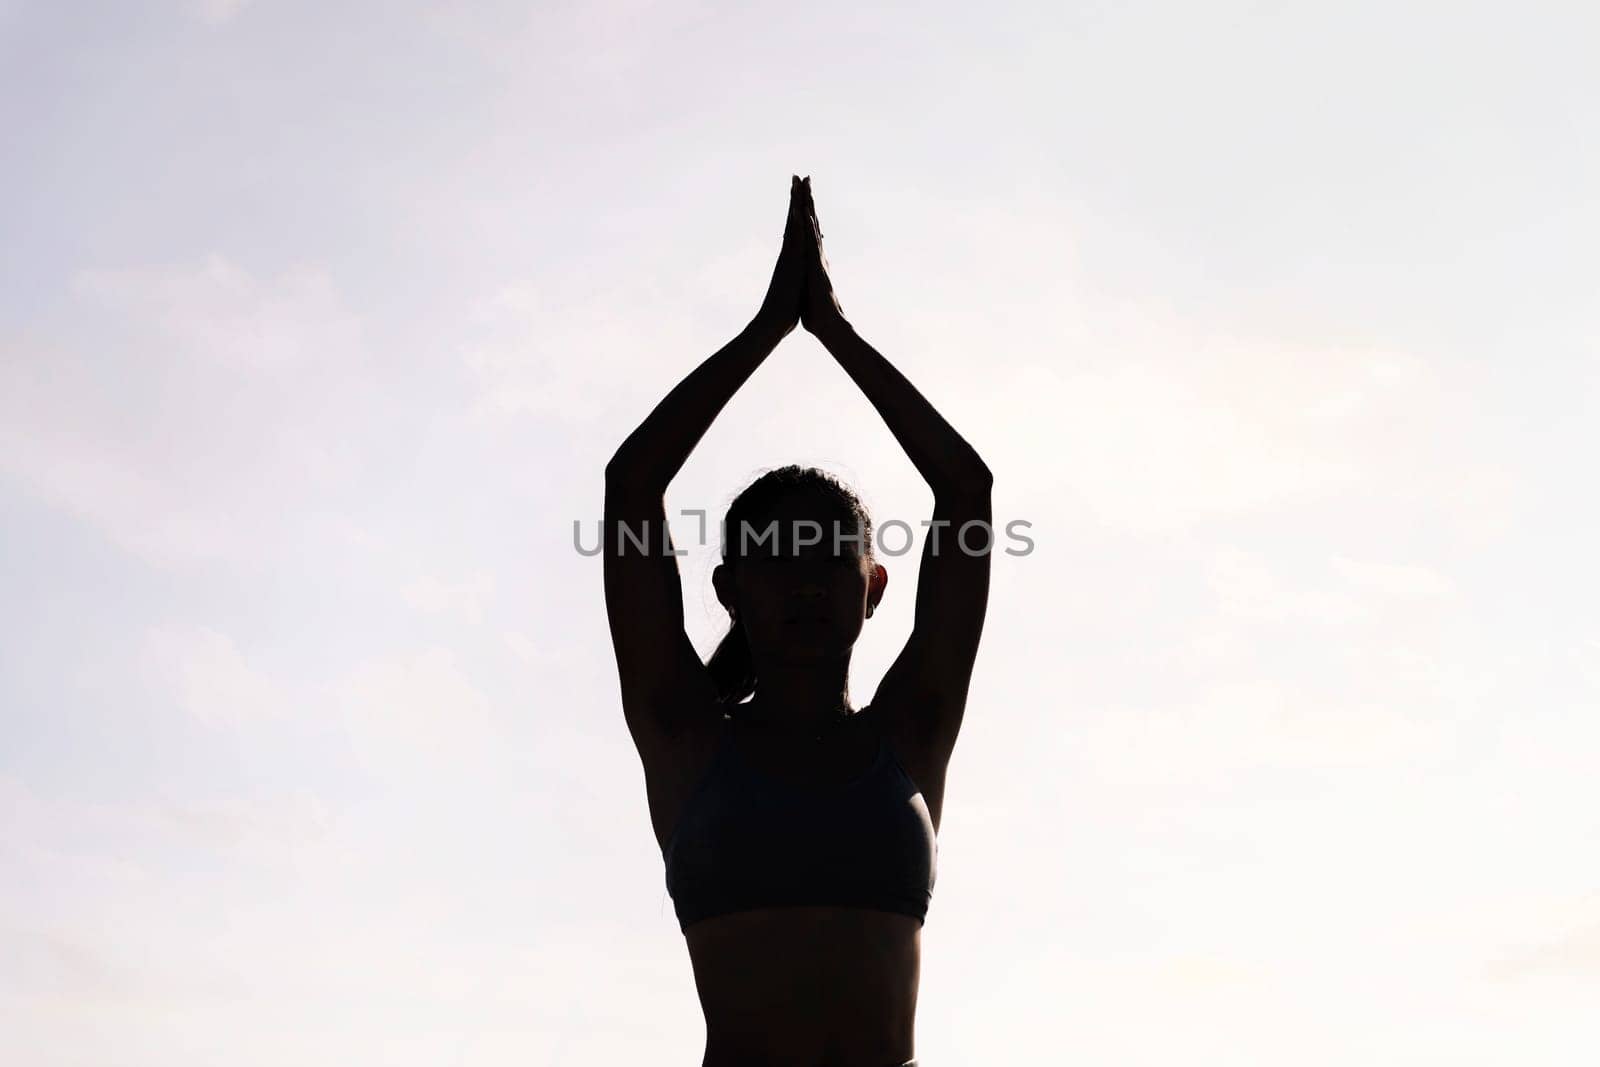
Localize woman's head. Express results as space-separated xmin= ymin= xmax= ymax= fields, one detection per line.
xmin=707 ymin=466 xmax=887 ymax=706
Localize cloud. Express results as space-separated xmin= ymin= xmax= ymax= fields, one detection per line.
xmin=0 ymin=771 xmax=334 ymax=905
xmin=1047 ymin=359 xmax=1359 ymax=519
xmin=189 ymin=0 xmax=253 ymax=26
xmin=0 ymin=256 xmax=381 ymax=564
xmin=1486 ymin=922 xmax=1600 ymax=982
xmin=880 ymin=183 xmax=1523 ymax=543
xmin=1046 ymin=544 xmax=1468 ymax=786
xmin=141 ymin=625 xmax=290 ymax=725
xmin=1573 ymin=636 xmax=1600 ymax=693
xmin=1328 ymin=554 xmax=1458 ymax=599
xmin=331 ymin=646 xmax=497 ymax=773
xmin=1203 ymin=547 xmax=1457 ymax=628
xmin=402 ymin=572 xmax=495 ymax=624
xmin=502 ymin=629 xmax=573 ymax=669
xmin=130 ymin=617 xmax=509 ymax=782
xmin=1206 ymin=547 xmax=1367 ymax=625
xmin=72 ymin=256 xmax=361 ymax=373
xmin=977 ymin=333 xmax=1514 ymax=537
xmin=561 ymin=0 xmax=718 ymax=81
xmin=1071 ymin=676 xmax=1442 ymax=786
xmin=459 ymin=275 xmax=694 ymax=426
xmin=1410 ymin=890 xmax=1600 ymax=982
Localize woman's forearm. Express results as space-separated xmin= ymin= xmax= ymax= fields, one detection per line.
xmin=815 ymin=320 xmax=992 ymax=495
xmin=605 ymin=317 xmax=791 ymax=493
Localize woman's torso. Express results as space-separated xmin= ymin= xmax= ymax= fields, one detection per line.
xmin=645 ymin=701 xmax=943 ymax=1066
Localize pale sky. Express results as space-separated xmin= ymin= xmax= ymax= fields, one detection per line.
xmin=3 ymin=1 xmax=1598 ymax=1064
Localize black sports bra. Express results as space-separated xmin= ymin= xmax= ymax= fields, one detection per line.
xmin=662 ymin=710 xmax=938 ymax=932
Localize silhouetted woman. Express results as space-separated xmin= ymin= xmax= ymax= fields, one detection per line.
xmin=603 ymin=175 xmax=993 ymax=1067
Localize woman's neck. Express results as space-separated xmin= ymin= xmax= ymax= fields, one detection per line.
xmin=740 ymin=666 xmax=855 ymax=731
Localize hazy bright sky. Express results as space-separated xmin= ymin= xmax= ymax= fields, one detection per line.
xmin=3 ymin=1 xmax=1598 ymax=1064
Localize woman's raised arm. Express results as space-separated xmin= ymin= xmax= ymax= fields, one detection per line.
xmin=605 ymin=176 xmax=808 ymax=492
xmin=603 ymin=177 xmax=806 ymax=747
xmin=797 ymin=178 xmax=992 ymax=496
xmin=797 ymin=177 xmax=993 ymax=767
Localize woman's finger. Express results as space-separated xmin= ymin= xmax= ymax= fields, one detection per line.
xmin=802 ymin=178 xmax=823 ymax=239
xmin=782 ymin=178 xmax=805 ymax=244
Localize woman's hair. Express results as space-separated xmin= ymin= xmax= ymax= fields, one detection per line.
xmin=705 ymin=465 xmax=874 ymax=708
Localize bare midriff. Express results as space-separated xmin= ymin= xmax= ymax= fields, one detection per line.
xmin=684 ymin=905 xmax=920 ymax=1067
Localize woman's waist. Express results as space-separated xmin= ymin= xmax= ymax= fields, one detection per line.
xmin=687 ymin=905 xmax=920 ymax=1049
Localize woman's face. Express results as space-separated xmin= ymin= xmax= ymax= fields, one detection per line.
xmin=721 ymin=494 xmax=883 ymax=663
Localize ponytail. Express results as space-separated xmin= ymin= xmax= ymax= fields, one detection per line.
xmin=705 ymin=617 xmax=756 ymax=708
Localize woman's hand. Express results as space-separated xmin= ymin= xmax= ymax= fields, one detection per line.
xmin=752 ymin=175 xmax=809 ymax=337
xmin=799 ymin=176 xmax=849 ymax=339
